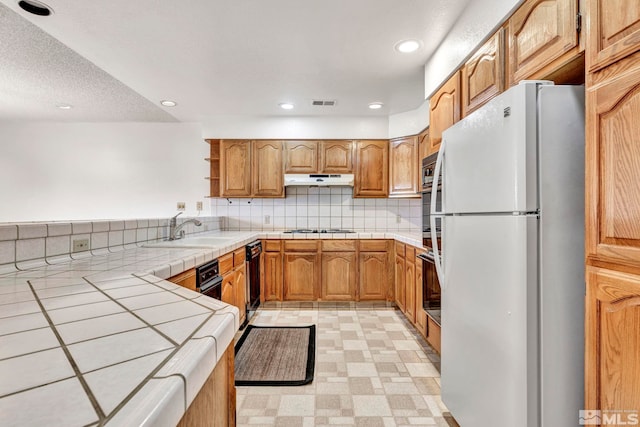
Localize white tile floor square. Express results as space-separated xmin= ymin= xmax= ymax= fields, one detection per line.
xmin=235 ymin=306 xmax=458 ymax=427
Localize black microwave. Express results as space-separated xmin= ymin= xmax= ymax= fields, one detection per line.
xmin=421 ymin=152 xmax=439 ymax=192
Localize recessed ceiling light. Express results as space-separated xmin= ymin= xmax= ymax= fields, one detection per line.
xmin=160 ymin=100 xmax=177 ymax=107
xmin=279 ymin=103 xmax=294 ymax=110
xmin=56 ymin=103 xmax=73 ymax=110
xmin=368 ymin=102 xmax=384 ymax=110
xmin=395 ymin=39 xmax=421 ymax=53
xmin=18 ymin=0 xmax=53 ymax=16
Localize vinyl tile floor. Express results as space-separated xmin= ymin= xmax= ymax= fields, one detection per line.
xmin=235 ymin=303 xmax=457 ymax=427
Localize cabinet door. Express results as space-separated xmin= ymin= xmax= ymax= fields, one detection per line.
xmin=221 ymin=272 xmax=235 ymax=306
xmin=359 ymin=252 xmax=389 ymax=301
xmin=252 ymin=140 xmax=284 ymax=197
xmin=418 ymin=128 xmax=430 ymax=162
xmin=462 ymin=29 xmax=505 ymax=117
xmin=587 ymin=0 xmax=640 ymax=72
xmin=429 ymin=71 xmax=461 ymax=154
xmin=354 ymin=140 xmax=389 ymax=198
xmin=284 ymin=141 xmax=318 ymax=173
xmin=586 ymin=266 xmax=640 ymax=415
xmin=508 ymin=0 xmax=580 ymax=85
xmin=395 ymin=255 xmax=406 ymax=312
xmin=586 ymin=66 xmax=640 ymax=267
xmin=405 ymin=259 xmax=416 ymax=324
xmin=319 ymin=141 xmax=353 ymax=173
xmin=321 ymin=252 xmax=356 ymax=301
xmin=389 ymin=136 xmax=419 ymax=198
xmin=415 ymin=259 xmax=426 ymax=333
xmin=262 ymin=251 xmax=282 ymax=301
xmin=234 ymin=264 xmax=247 ymax=325
xmin=168 ymin=268 xmax=196 ymax=291
xmin=283 ymin=253 xmax=318 ymax=300
xmin=220 ymin=140 xmax=251 ymax=197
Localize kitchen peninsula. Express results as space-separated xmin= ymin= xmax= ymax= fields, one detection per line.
xmin=0 ymin=220 xmax=423 ymax=426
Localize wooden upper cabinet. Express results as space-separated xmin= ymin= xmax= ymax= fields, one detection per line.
xmin=508 ymin=0 xmax=580 ymax=85
xmin=462 ymin=29 xmax=505 ymax=117
xmin=418 ymin=127 xmax=430 ymax=162
xmin=429 ymin=71 xmax=461 ymax=155
xmin=252 ymin=140 xmax=284 ymax=197
xmin=284 ymin=141 xmax=318 ymax=173
xmin=220 ymin=140 xmax=252 ymax=197
xmin=586 ymin=65 xmax=640 ymax=267
xmin=587 ymin=0 xmax=640 ymax=72
xmin=353 ymin=140 xmax=389 ymax=198
xmin=586 ymin=266 xmax=640 ymax=415
xmin=389 ymin=136 xmax=419 ymax=198
xmin=319 ymin=141 xmax=353 ymax=173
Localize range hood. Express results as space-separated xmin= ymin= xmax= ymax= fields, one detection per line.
xmin=284 ymin=174 xmax=354 ymax=187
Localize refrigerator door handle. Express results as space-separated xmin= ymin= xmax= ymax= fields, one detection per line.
xmin=431 ymin=138 xmax=445 ymax=287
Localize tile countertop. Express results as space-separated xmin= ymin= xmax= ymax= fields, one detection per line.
xmin=0 ymin=230 xmax=422 ymax=427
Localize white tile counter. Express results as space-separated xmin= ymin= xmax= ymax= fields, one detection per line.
xmin=0 ymin=230 xmax=423 ymax=426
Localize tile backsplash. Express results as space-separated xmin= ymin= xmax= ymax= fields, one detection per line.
xmin=0 ymin=216 xmax=221 ymax=272
xmin=211 ymin=187 xmax=421 ymax=232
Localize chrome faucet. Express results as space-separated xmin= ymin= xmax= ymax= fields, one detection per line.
xmin=169 ymin=212 xmax=202 ymax=240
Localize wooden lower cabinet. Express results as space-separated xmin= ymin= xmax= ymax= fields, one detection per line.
xmin=405 ymin=258 xmax=416 ymax=324
xmin=415 ymin=257 xmax=426 ymax=333
xmin=395 ymin=254 xmax=406 ymax=312
xmin=262 ymin=250 xmax=283 ymax=301
xmin=221 ymin=272 xmax=234 ymax=306
xmin=359 ymin=252 xmax=390 ymax=300
xmin=586 ymin=266 xmax=640 ymax=415
xmin=178 ymin=342 xmax=235 ymax=427
xmin=283 ymin=253 xmax=318 ymax=301
xmin=234 ymin=263 xmax=247 ymax=326
xmin=168 ymin=268 xmax=196 ymax=291
xmin=321 ymin=252 xmax=356 ymax=301
xmin=425 ymin=315 xmax=442 ymax=355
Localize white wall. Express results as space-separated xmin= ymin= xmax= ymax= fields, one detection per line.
xmin=424 ymin=0 xmax=522 ymax=99
xmin=0 ymin=122 xmax=209 ymax=222
xmin=388 ymin=99 xmax=429 ymax=139
xmin=201 ymin=115 xmax=389 ymax=139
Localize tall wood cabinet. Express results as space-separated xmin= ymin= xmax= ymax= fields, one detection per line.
xmin=389 ymin=136 xmax=419 ymax=198
xmin=220 ymin=140 xmax=284 ymax=197
xmin=429 ymin=71 xmax=461 ymax=155
xmin=585 ymin=0 xmax=640 ymax=416
xmin=354 ymin=140 xmax=389 ymax=198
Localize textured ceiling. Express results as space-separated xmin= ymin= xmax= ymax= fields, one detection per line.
xmin=0 ymin=3 xmax=178 ymax=122
xmin=0 ymin=0 xmax=472 ymax=122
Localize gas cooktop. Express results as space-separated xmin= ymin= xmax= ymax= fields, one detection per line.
xmin=284 ymin=229 xmax=355 ymax=234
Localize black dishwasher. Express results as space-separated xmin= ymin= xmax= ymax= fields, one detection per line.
xmin=245 ymin=241 xmax=262 ymax=322
xmin=196 ymin=259 xmax=222 ymax=300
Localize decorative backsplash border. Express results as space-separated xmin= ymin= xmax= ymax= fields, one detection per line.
xmin=0 ymin=216 xmax=221 ymax=273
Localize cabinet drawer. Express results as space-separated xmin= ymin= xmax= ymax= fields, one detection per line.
xmin=321 ymin=240 xmax=356 ymax=252
xmin=219 ymin=253 xmax=234 ymax=275
xmin=284 ymin=240 xmax=318 ymax=252
xmin=395 ymin=242 xmax=405 ymax=257
xmin=233 ymin=248 xmax=245 ymax=267
xmin=359 ymin=239 xmax=389 ymax=252
xmin=263 ymin=240 xmax=281 ymax=252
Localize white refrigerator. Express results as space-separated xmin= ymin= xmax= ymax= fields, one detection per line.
xmin=430 ymin=81 xmax=585 ymax=427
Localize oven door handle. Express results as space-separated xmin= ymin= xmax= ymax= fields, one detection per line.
xmin=417 ymin=252 xmax=435 ymax=262
xmin=199 ymin=275 xmax=222 ymax=294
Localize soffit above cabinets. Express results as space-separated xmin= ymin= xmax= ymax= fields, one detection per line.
xmin=0 ymin=0 xmax=474 ymax=122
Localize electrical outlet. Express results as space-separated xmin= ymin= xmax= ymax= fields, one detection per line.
xmin=72 ymin=238 xmax=89 ymax=252
xmin=264 ymin=215 xmax=271 ymax=225
xmin=196 ymin=201 xmax=203 ymax=211
xmin=177 ymin=202 xmax=186 ymax=210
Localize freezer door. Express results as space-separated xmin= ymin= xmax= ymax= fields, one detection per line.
xmin=441 ymin=214 xmax=539 ymax=427
xmin=441 ymin=82 xmax=539 ymax=214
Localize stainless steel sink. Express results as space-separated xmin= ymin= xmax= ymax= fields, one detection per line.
xmin=142 ymin=236 xmax=236 ymax=249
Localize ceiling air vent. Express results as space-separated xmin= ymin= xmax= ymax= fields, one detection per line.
xmin=312 ymin=100 xmax=336 ymax=106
